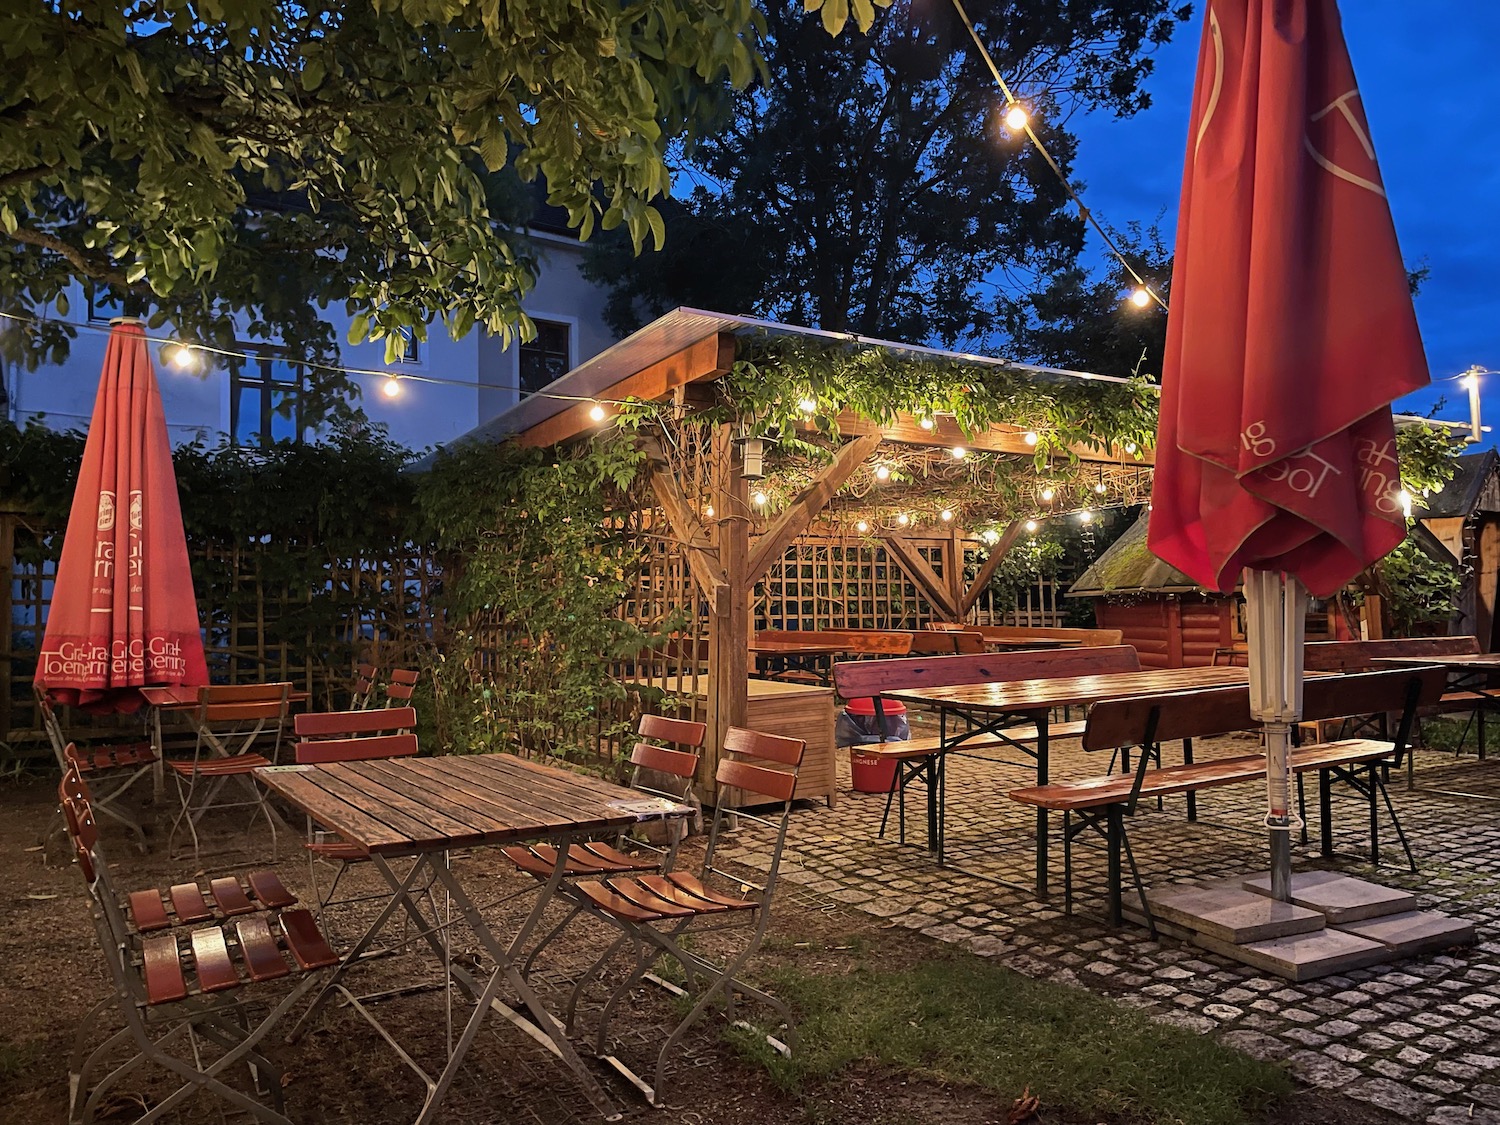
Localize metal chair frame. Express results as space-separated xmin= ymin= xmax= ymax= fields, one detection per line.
xmin=36 ymin=685 xmax=155 ymax=852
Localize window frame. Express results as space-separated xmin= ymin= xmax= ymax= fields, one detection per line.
xmin=230 ymin=350 xmax=307 ymax=447
xmin=517 ymin=318 xmax=574 ymax=395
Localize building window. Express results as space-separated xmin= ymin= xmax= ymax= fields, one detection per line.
xmin=394 ymin=327 xmax=421 ymax=365
xmin=518 ymin=319 xmax=571 ymax=394
xmin=231 ymin=352 xmax=305 ymax=446
xmin=86 ymin=285 xmax=124 ymax=324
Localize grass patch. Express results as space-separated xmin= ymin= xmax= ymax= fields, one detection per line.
xmin=733 ymin=947 xmax=1293 ymax=1125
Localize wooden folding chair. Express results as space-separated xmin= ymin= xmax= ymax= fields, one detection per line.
xmin=292 ymin=707 xmax=422 ymax=937
xmin=381 ymin=667 xmax=420 ymax=707
xmin=502 ymin=713 xmax=706 ymax=975
xmin=36 ymin=685 xmax=156 ymax=852
xmin=59 ymin=772 xmax=338 ymax=1125
xmin=564 ymin=725 xmax=805 ymax=1105
xmin=350 ymin=662 xmax=379 ymax=709
xmin=166 ymin=683 xmax=292 ymax=860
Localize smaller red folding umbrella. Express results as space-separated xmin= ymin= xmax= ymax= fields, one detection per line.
xmin=34 ymin=320 xmax=208 ymax=713
xmin=1147 ymin=1 xmax=1430 ymax=898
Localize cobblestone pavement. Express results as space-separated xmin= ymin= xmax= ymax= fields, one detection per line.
xmin=717 ymin=732 xmax=1500 ymax=1125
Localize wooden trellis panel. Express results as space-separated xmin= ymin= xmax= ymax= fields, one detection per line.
xmin=754 ymin=535 xmax=950 ymax=631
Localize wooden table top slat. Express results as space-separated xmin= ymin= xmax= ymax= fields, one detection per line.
xmin=306 ymin=767 xmax=484 ymax=848
xmin=317 ymin=763 xmax=494 ymax=843
xmin=255 ymin=769 xmax=411 ymax=851
xmin=374 ymin=757 xmax=567 ymax=834
xmin=423 ymin=757 xmax=626 ymax=836
xmin=356 ymin=758 xmax=527 ymax=836
xmin=464 ymin=752 xmax=654 ymax=810
xmin=1370 ymin=654 xmax=1500 ymax=671
xmin=883 ymin=666 xmax=1253 ymax=713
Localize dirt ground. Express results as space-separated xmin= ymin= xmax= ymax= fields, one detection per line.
xmin=0 ymin=775 xmax=1406 ymax=1125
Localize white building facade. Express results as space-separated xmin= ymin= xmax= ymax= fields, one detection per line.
xmin=3 ymin=226 xmax=617 ymax=454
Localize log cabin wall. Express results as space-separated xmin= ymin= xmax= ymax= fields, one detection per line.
xmin=1092 ymin=595 xmax=1237 ymax=669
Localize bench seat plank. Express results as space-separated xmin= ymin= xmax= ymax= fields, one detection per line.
xmin=1010 ymin=738 xmax=1398 ymax=811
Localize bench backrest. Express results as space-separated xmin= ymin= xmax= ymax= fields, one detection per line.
xmin=976 ymin=625 xmax=1125 ymax=648
xmin=755 ymin=629 xmax=913 ymax=655
xmin=832 ymin=645 xmax=1141 ymax=700
xmin=906 ymin=630 xmax=986 ymax=655
xmin=1082 ymin=666 xmax=1448 ymax=751
xmin=1303 ymin=636 xmax=1479 ymax=673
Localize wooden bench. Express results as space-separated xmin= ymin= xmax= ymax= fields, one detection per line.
xmin=832 ymin=646 xmax=1141 ymax=841
xmin=1304 ymin=635 xmax=1485 ymax=748
xmin=906 ymin=630 xmax=987 ymax=655
xmin=1009 ymin=666 xmax=1445 ymax=928
xmin=754 ymin=630 xmax=913 ymax=684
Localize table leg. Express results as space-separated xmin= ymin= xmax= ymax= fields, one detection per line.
xmin=425 ymin=851 xmax=623 ymax=1123
xmin=931 ymin=710 xmax=946 ymax=859
xmin=1036 ymin=714 xmax=1050 ymax=900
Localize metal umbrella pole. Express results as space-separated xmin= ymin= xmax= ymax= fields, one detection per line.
xmin=1244 ymin=568 xmax=1307 ymax=902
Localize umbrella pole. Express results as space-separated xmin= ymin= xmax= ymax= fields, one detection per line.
xmin=1244 ymin=570 xmax=1307 ymax=903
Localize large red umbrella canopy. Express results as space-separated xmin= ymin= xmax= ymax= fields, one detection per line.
xmin=1148 ymin=0 xmax=1430 ymax=599
xmin=34 ymin=320 xmax=208 ymax=713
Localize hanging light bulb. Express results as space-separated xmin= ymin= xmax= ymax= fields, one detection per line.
xmin=1004 ymin=102 xmax=1030 ymax=131
xmin=588 ymin=402 xmax=607 ymax=423
xmin=164 ymin=342 xmax=196 ymax=371
xmin=1024 ymin=519 xmax=1038 ymax=533
xmin=703 ymin=504 xmax=715 ymax=519
xmin=1079 ymin=509 xmax=1094 ymax=523
xmin=982 ymin=528 xmax=1001 ymax=545
xmin=1094 ymin=481 xmax=1107 ymax=495
xmin=1128 ymin=287 xmax=1152 ymax=309
xmin=939 ymin=509 xmax=953 ymax=522
xmin=1124 ymin=442 xmax=1138 ymax=454
xmin=919 ymin=416 xmax=936 ymax=431
xmin=874 ymin=465 xmax=891 ymax=482
xmin=798 ymin=396 xmax=818 ymax=414
xmin=1041 ymin=488 xmax=1055 ymax=502
xmin=896 ymin=512 xmax=910 ymax=527
xmin=1399 ymin=490 xmax=1414 ymax=518
xmin=950 ymin=446 xmax=967 ymax=460
xmin=752 ymin=491 xmax=768 ymax=507
xmin=856 ymin=520 xmax=869 ymax=533
xmin=1023 ymin=431 xmax=1039 ymax=446
xmin=382 ymin=374 xmax=402 ymax=398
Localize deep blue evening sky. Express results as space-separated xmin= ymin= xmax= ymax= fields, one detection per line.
xmin=1066 ymin=0 xmax=1499 ymax=443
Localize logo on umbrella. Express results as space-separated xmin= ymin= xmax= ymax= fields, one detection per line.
xmin=1305 ymin=88 xmax=1386 ymax=198
xmin=129 ymin=490 xmax=142 ymax=531
xmin=96 ymin=491 xmax=115 ymax=532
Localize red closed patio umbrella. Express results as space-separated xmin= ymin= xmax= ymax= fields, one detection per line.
xmin=34 ymin=320 xmax=208 ymax=713
xmin=1147 ymin=1 xmax=1430 ymax=898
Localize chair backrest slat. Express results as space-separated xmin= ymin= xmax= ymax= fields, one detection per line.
xmin=295 ymin=707 xmax=416 ymax=739
xmin=722 ymin=725 xmax=805 ymax=766
xmin=716 ymin=758 xmax=798 ymax=803
xmin=637 ymin=714 xmax=708 ymax=748
xmin=201 ymin=700 xmax=288 ymax=722
xmin=198 ymin=682 xmax=293 ymax=705
xmin=630 ymin=741 xmax=700 ymax=780
xmin=384 ymin=669 xmax=420 ymax=702
xmin=295 ymin=732 xmax=419 ymax=764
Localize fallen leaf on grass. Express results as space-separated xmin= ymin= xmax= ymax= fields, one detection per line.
xmin=1008 ymin=1086 xmax=1040 ymax=1124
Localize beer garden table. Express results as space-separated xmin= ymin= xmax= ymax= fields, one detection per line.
xmin=257 ymin=752 xmax=692 ymax=1124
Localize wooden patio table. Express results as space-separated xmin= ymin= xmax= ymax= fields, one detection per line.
xmin=257 ymin=753 xmax=692 ymax=1124
xmin=882 ymin=665 xmax=1253 ymax=897
xmin=1371 ymin=652 xmax=1500 ymax=788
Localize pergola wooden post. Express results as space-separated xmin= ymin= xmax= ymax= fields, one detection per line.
xmin=705 ymin=424 xmax=750 ymax=775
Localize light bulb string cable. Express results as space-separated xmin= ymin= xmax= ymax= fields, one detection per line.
xmin=947 ymin=0 xmax=1169 ymax=311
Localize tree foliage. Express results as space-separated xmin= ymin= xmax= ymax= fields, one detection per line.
xmin=0 ymin=0 xmax=764 ymax=413
xmin=587 ymin=0 xmax=1191 ymax=347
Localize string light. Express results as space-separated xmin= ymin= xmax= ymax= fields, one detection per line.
xmin=856 ymin=520 xmax=870 ymax=533
xmin=950 ymin=0 xmax=1168 ymax=312
xmin=1079 ymin=509 xmax=1093 ymax=523
xmin=704 ymin=504 xmax=715 ymax=518
xmin=1041 ymin=488 xmax=1055 ymax=502
xmin=896 ymin=512 xmax=910 ymax=527
xmin=1125 ymin=442 xmax=1138 ymax=454
xmin=919 ymin=417 xmax=936 ymax=431
xmin=950 ymin=446 xmax=967 ymax=460
xmin=1128 ymin=288 xmax=1152 ymax=309
xmin=939 ymin=509 xmax=953 ymax=522
xmin=1003 ymin=102 xmax=1030 ymax=131
xmin=752 ymin=491 xmax=768 ymax=507
xmin=1023 ymin=431 xmax=1038 ymax=446
xmin=381 ymin=375 xmax=402 ymax=398
xmin=1094 ymin=481 xmax=1107 ymax=494
xmin=1024 ymin=519 xmax=1038 ymax=533
xmin=588 ymin=402 xmax=607 ymax=423
xmin=874 ymin=464 xmax=891 ymax=481
xmin=798 ymin=397 xmax=818 ymax=414
xmin=1399 ymin=490 xmax=1414 ymax=517
xmin=162 ymin=342 xmax=196 ymax=371
xmin=982 ymin=528 xmax=1000 ymax=545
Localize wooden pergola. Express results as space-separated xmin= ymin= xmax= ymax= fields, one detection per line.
xmin=434 ymin=307 xmax=1157 ymax=772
